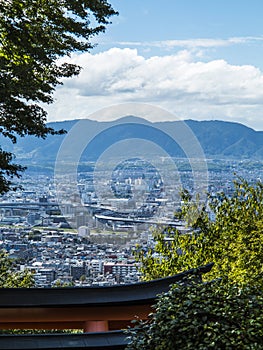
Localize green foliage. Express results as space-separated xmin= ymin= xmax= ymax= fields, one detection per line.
xmin=134 ymin=178 xmax=263 ymax=288
xmin=0 ymin=249 xmax=34 ymax=287
xmin=0 ymin=0 xmax=117 ymax=193
xmin=126 ymin=278 xmax=263 ymax=350
xmin=0 ymin=148 xmax=25 ymax=194
xmin=52 ymin=279 xmax=74 ymax=287
xmin=0 ymin=329 xmax=83 ymax=334
xmin=130 ymin=178 xmax=263 ymax=349
xmin=133 ymin=230 xmax=209 ymax=281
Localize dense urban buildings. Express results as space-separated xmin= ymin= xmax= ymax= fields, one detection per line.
xmin=0 ymin=158 xmax=262 ymax=287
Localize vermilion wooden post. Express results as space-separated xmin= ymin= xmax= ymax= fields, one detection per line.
xmin=84 ymin=320 xmax=109 ymax=332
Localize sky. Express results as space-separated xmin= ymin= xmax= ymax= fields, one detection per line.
xmin=46 ymin=0 xmax=263 ymax=130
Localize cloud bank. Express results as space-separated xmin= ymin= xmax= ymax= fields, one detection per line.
xmin=47 ymin=48 xmax=263 ymax=130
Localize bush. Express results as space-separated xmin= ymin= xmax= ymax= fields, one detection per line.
xmin=126 ymin=278 xmax=263 ymax=350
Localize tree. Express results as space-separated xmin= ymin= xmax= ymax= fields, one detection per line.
xmin=134 ymin=177 xmax=263 ymax=288
xmin=79 ymin=274 xmax=86 ymax=284
xmin=0 ymin=0 xmax=117 ymax=193
xmin=126 ymin=278 xmax=263 ymax=350
xmin=129 ymin=177 xmax=263 ymax=349
xmin=52 ymin=279 xmax=74 ymax=287
xmin=0 ymin=249 xmax=34 ymax=287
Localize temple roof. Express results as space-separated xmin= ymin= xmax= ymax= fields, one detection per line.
xmin=0 ymin=263 xmax=214 ymax=349
xmin=0 ymin=263 xmax=213 ymax=307
xmin=0 ymin=331 xmax=128 ymax=350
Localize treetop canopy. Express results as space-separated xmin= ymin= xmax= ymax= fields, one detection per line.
xmin=0 ymin=0 xmax=117 ymax=193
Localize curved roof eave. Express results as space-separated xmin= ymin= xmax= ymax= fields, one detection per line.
xmin=0 ymin=263 xmax=213 ymax=308
xmin=0 ymin=330 xmax=128 ymax=350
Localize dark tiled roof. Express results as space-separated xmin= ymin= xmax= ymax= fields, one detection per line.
xmin=0 ymin=263 xmax=214 ymax=349
xmin=0 ymin=263 xmax=213 ymax=308
xmin=0 ymin=331 xmax=128 ymax=350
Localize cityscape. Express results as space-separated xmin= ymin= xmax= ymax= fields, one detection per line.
xmin=0 ymin=157 xmax=262 ymax=288
xmin=1 ymin=1 xmax=263 ymax=349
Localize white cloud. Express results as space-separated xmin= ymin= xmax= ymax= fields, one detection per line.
xmin=47 ymin=48 xmax=263 ymax=130
xmin=117 ymin=36 xmax=263 ymax=50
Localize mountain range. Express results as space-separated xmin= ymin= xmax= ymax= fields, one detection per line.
xmin=1 ymin=117 xmax=263 ymax=171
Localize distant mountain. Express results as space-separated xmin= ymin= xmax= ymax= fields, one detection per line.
xmin=183 ymin=120 xmax=263 ymax=158
xmin=1 ymin=118 xmax=262 ymax=171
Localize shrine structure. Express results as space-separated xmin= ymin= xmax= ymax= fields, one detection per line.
xmin=0 ymin=263 xmax=213 ymax=349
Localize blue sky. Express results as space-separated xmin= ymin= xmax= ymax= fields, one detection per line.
xmin=103 ymin=0 xmax=263 ymax=67
xmin=47 ymin=0 xmax=263 ymax=130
